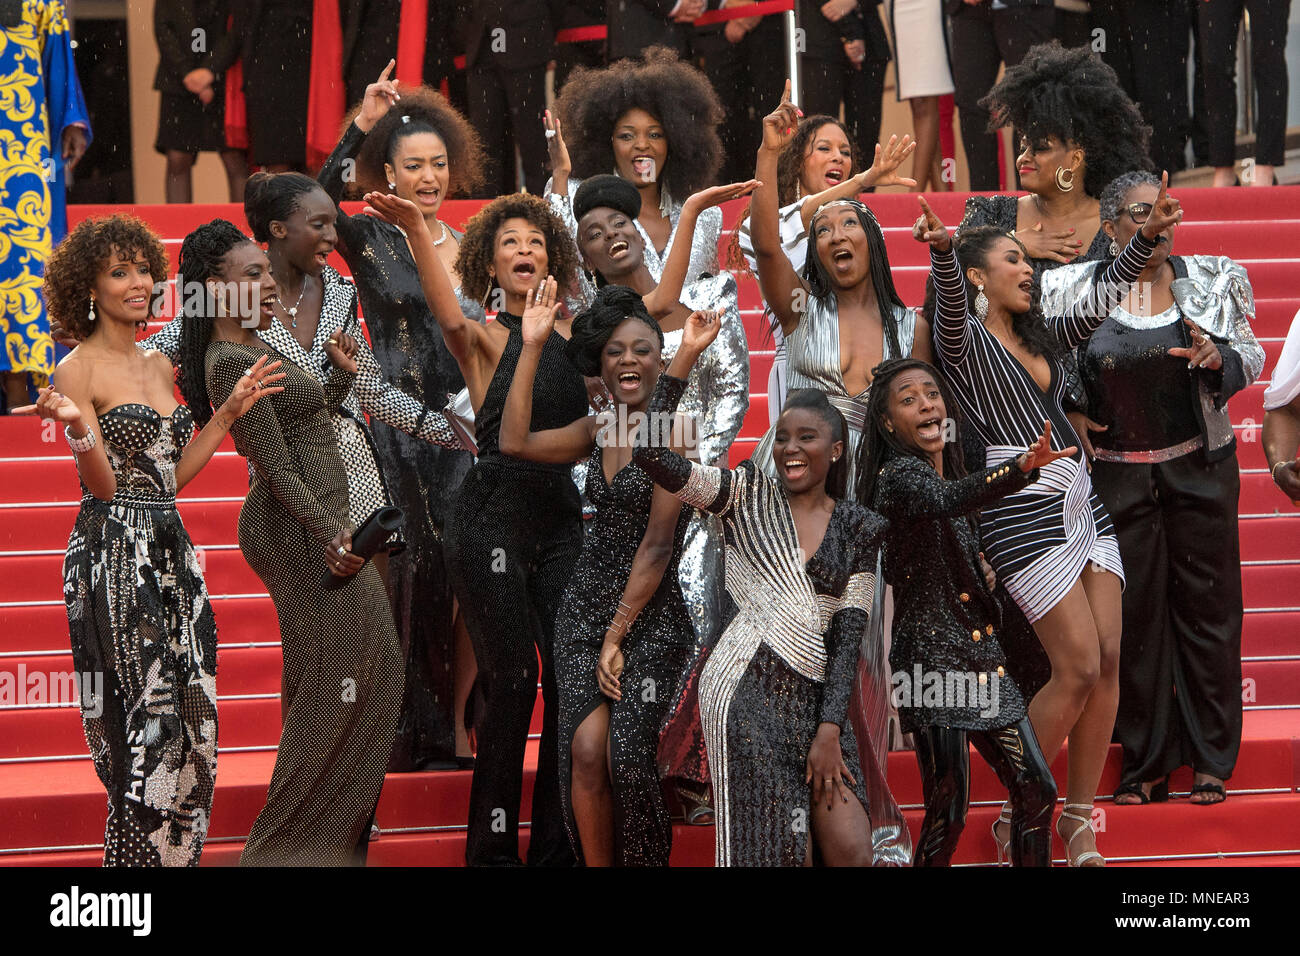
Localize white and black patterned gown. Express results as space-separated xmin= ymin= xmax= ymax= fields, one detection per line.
xmin=635 ymin=373 xmax=886 ymax=866
xmin=63 ymin=402 xmax=218 ymax=866
xmin=928 ymin=233 xmax=1157 ymax=619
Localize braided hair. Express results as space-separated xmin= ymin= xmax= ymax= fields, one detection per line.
xmin=803 ymin=199 xmax=908 ymax=360
xmin=779 ymin=389 xmax=850 ymax=500
xmin=855 ymin=358 xmax=969 ymax=507
xmin=176 ymin=220 xmax=255 ymax=426
xmin=565 ymin=286 xmax=663 ymax=377
xmin=244 ymin=171 xmax=324 ymax=243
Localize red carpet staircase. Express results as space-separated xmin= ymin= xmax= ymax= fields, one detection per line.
xmin=2 ymin=190 xmax=1297 ymax=866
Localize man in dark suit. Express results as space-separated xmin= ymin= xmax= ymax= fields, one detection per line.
xmin=947 ymin=0 xmax=1055 ymax=190
xmin=605 ymin=0 xmax=723 ymax=62
xmin=461 ymin=0 xmax=565 ymax=195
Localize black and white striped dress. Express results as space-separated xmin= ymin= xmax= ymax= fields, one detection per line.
xmin=929 ymin=233 xmax=1156 ymax=621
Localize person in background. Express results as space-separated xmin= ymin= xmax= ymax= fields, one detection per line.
xmin=461 ymin=1 xmax=559 ymax=196
xmin=1199 ymin=0 xmax=1291 ymax=187
xmin=798 ymin=0 xmax=890 ymax=165
xmin=553 ymin=0 xmax=606 ymax=92
xmin=232 ymin=0 xmax=311 ymax=172
xmin=153 ymin=0 xmax=247 ymax=203
xmin=0 ymin=0 xmax=90 ymax=411
xmin=1264 ymin=309 xmax=1300 ymax=506
xmin=1044 ymin=171 xmax=1262 ymax=808
xmin=605 ymin=0 xmax=716 ymax=61
xmin=946 ymin=0 xmax=1054 ymax=192
xmin=886 ymin=0 xmax=955 ymax=191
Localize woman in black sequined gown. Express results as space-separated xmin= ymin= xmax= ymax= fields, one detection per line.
xmin=364 ymin=189 xmax=587 ymax=866
xmin=179 ymin=225 xmax=404 ymax=866
xmin=634 ymin=311 xmax=885 ymax=867
xmin=319 ymin=70 xmax=488 ymax=767
xmin=28 ymin=215 xmax=284 ymax=866
xmin=500 ymin=285 xmax=696 ymax=866
xmin=856 ymin=358 xmax=1063 ymax=866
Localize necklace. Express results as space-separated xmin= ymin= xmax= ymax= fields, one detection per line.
xmin=277 ymin=277 xmax=308 ymax=328
xmin=432 ymin=221 xmax=449 ymax=246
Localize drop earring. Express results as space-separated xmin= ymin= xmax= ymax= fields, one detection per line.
xmin=1108 ymin=239 xmax=1118 ymax=257
xmin=388 ymin=182 xmax=396 ymax=190
xmin=974 ymin=283 xmax=989 ymax=320
xmin=87 ymin=295 xmax=95 ymax=324
xmin=481 ymin=271 xmax=494 ymax=311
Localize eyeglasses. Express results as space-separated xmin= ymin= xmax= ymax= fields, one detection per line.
xmin=1121 ymin=202 xmax=1154 ymax=224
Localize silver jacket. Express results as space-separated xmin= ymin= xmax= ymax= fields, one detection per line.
xmin=1041 ymin=254 xmax=1264 ymax=459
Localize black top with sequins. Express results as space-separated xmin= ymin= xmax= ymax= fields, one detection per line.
xmin=872 ymin=454 xmax=1037 ymax=731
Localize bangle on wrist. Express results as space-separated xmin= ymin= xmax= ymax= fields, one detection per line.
xmin=1273 ymin=460 xmax=1292 ymax=483
xmin=65 ymin=424 xmax=96 ymax=453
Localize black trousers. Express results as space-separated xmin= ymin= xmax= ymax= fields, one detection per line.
xmin=467 ymin=63 xmax=550 ymax=196
xmin=1093 ymin=450 xmax=1244 ymax=785
xmin=695 ymin=20 xmax=788 ymax=184
xmin=447 ymin=461 xmax=583 ymax=866
xmin=912 ymin=718 xmax=1056 ymax=866
xmin=1091 ymin=0 xmax=1195 ymax=174
xmin=948 ymin=2 xmax=1055 ymax=190
xmin=799 ymin=53 xmax=888 ymax=172
xmin=1199 ymin=0 xmax=1291 ymax=167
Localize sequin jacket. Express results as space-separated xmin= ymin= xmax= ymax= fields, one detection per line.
xmin=873 ymin=455 xmax=1036 ymax=731
xmin=634 ymin=373 xmax=885 ymax=728
xmin=1040 ymin=254 xmax=1264 ymax=463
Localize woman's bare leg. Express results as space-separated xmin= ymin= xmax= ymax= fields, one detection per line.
xmin=811 ymin=789 xmax=873 ymax=867
xmin=453 ymin=609 xmax=478 ymax=758
xmin=908 ymin=96 xmax=940 ymax=192
xmin=570 ymin=704 xmax=613 ymax=866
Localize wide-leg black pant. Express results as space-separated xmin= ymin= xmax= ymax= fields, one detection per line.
xmin=947 ymin=1 xmax=1055 ymax=191
xmin=1198 ymin=0 xmax=1291 ymax=168
xmin=912 ymin=718 xmax=1056 ymax=866
xmin=447 ymin=460 xmax=583 ymax=866
xmin=466 ymin=63 xmax=550 ymax=196
xmin=799 ymin=51 xmax=888 ymax=169
xmin=1092 ymin=450 xmax=1244 ymax=786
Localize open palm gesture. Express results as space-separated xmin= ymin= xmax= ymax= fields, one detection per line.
xmin=521 ymin=276 xmax=561 ymax=348
xmin=219 ymin=355 xmax=287 ymax=418
xmin=861 ymin=134 xmax=917 ymax=191
xmin=1019 ymin=420 xmax=1078 ymax=472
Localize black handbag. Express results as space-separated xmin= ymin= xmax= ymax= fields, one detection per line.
xmin=320 ymin=506 xmax=404 ymax=590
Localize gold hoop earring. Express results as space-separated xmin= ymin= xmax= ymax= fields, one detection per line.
xmin=1055 ymin=166 xmax=1075 ymax=192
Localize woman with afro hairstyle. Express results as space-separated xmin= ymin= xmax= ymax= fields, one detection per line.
xmin=546 ymin=47 xmax=726 ymax=302
xmin=749 ymin=85 xmax=927 ymax=865
xmin=317 ymin=63 xmax=490 ymax=771
xmin=18 ymin=215 xmax=284 ymax=866
xmin=176 ymin=219 xmax=404 ymax=865
xmin=363 ymin=187 xmax=587 ymax=867
xmin=960 ymin=41 xmax=1154 ymax=279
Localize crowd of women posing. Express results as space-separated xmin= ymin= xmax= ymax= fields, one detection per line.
xmin=23 ymin=42 xmax=1278 ymax=868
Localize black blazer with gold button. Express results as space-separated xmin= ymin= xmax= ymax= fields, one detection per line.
xmin=872 ymin=454 xmax=1036 ymax=733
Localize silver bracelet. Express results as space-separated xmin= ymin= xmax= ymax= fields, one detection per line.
xmin=65 ymin=425 xmax=97 ymax=454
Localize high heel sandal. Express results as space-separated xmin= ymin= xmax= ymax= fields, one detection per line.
xmin=1056 ymin=804 xmax=1105 ymax=867
xmin=1113 ymin=776 xmax=1169 ymax=805
xmin=992 ymin=803 xmax=1013 ymax=865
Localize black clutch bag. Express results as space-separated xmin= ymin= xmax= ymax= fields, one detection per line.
xmin=321 ymin=506 xmax=404 ymax=590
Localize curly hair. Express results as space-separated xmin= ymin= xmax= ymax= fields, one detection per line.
xmin=244 ymin=171 xmax=323 ymax=243
xmin=980 ymin=40 xmax=1153 ymax=198
xmin=175 ymin=220 xmax=254 ymax=427
xmin=924 ymin=225 xmax=1060 ymax=359
xmin=555 ymin=46 xmax=724 ymax=198
xmin=44 ymin=215 xmax=169 ymax=341
xmin=343 ymin=86 xmax=487 ymax=199
xmin=454 ymin=193 xmax=579 ymax=305
xmin=1099 ymin=170 xmax=1162 ymax=227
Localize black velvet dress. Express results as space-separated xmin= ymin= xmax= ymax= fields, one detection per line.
xmin=635 ymin=374 xmax=886 ymax=867
xmin=555 ymin=446 xmax=694 ymax=866
xmin=318 ymin=122 xmax=483 ymax=769
xmin=447 ymin=311 xmax=588 ymax=866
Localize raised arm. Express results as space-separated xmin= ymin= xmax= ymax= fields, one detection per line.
xmin=877 ymin=454 xmax=1035 ymax=523
xmin=914 ymin=196 xmax=970 ymax=365
xmin=796 ymin=134 xmax=918 ymax=234
xmin=498 ymin=277 xmax=602 ymax=462
xmin=361 ymin=191 xmax=489 ymax=368
xmin=318 ymin=61 xmax=401 ymax=256
xmin=753 ymin=82 xmax=809 ymax=337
